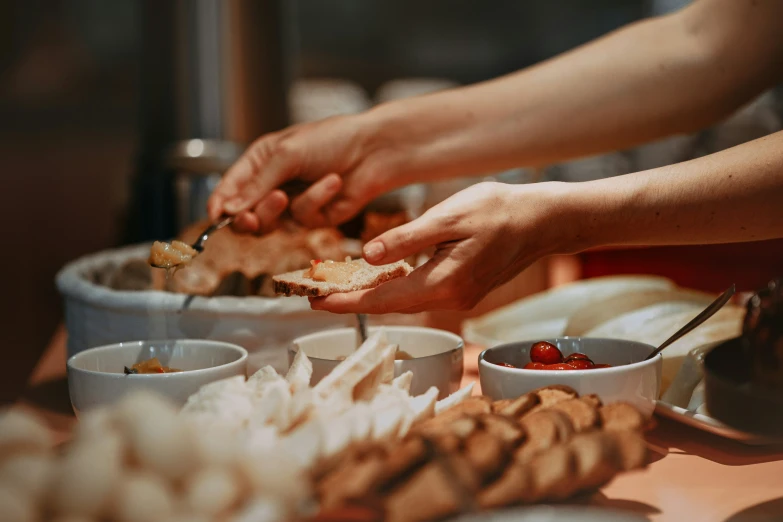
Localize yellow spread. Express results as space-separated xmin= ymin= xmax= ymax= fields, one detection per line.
xmin=148 ymin=240 xmax=198 ymax=269
xmin=305 ymin=257 xmax=361 ymax=284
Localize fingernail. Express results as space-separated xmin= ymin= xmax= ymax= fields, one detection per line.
xmin=325 ymin=175 xmax=341 ymax=190
xmin=269 ymin=193 xmax=288 ymax=212
xmin=364 ymin=241 xmax=386 ymax=263
xmin=224 ymin=198 xmax=245 ymax=213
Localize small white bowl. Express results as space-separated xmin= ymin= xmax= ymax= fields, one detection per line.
xmin=67 ymin=339 xmax=248 ymax=416
xmin=289 ymin=326 xmax=464 ymax=399
xmin=479 ymin=337 xmax=661 ymax=417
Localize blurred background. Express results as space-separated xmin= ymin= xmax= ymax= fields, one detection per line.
xmin=1 ymin=0 xmax=781 ymax=404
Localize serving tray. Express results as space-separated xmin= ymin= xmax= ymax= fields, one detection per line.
xmin=654 ymin=400 xmax=782 ymax=446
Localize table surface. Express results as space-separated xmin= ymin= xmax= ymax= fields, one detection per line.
xmin=14 ymin=326 xmax=783 ymax=522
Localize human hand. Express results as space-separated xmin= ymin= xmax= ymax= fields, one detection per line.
xmin=207 ymin=113 xmax=404 ymax=233
xmin=310 ymin=181 xmax=570 ymax=314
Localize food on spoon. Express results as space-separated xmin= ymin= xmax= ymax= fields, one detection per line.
xmin=123 ymin=357 xmax=181 ymax=375
xmin=273 ymin=258 xmax=414 ymax=297
xmin=148 ymin=240 xmax=198 ymax=269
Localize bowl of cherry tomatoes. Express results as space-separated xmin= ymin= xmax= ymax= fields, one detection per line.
xmin=478 ymin=337 xmax=662 ymax=416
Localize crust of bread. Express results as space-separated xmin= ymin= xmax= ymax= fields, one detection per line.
xmin=273 ymin=259 xmax=413 ymax=297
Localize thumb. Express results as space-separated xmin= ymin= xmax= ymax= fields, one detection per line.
xmin=363 ymin=212 xmax=457 ymax=265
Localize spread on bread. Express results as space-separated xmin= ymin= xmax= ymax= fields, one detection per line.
xmin=305 ymin=257 xmax=363 ymax=284
xmin=274 ymin=259 xmax=414 ymax=297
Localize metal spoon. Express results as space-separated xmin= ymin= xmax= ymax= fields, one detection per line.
xmin=191 ymin=215 xmax=235 ymax=252
xmin=644 ymin=284 xmax=736 ymax=361
xmin=149 ymin=215 xmax=234 ymax=268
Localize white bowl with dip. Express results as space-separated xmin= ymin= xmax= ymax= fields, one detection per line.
xmin=67 ymin=339 xmax=247 ymax=417
xmin=479 ymin=337 xmax=661 ymax=417
xmin=289 ymin=326 xmax=464 ymax=399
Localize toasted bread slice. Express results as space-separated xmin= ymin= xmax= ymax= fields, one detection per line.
xmin=273 ymin=258 xmax=413 ymax=297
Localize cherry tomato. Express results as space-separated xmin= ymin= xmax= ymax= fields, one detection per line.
xmin=530 ymin=342 xmax=563 ymax=365
xmin=564 ymin=353 xmax=591 ymax=362
xmin=523 ymin=362 xmax=546 ymax=370
xmin=593 ymin=363 xmax=612 ymax=369
xmin=567 ymin=359 xmax=594 ymax=370
xmin=495 ymin=362 xmax=517 ymax=369
xmin=542 ymin=363 xmax=575 ymax=370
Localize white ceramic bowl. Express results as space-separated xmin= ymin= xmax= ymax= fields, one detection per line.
xmin=55 ymin=244 xmax=355 ymax=374
xmin=67 ymin=339 xmax=248 ymax=416
xmin=289 ymin=326 xmax=464 ymax=399
xmin=479 ymin=337 xmax=661 ymax=417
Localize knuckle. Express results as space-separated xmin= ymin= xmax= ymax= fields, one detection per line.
xmin=272 ymin=138 xmax=300 ymax=161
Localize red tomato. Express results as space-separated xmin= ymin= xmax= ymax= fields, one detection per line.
xmin=495 ymin=362 xmax=517 ymax=369
xmin=564 ymin=353 xmax=591 ymax=362
xmin=567 ymin=359 xmax=595 ymax=370
xmin=523 ymin=362 xmax=546 ymax=370
xmin=542 ymin=363 xmax=576 ymax=370
xmin=593 ymin=363 xmax=612 ymax=369
xmin=530 ymin=342 xmax=563 ymax=365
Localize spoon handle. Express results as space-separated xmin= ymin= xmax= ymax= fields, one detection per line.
xmin=192 ymin=215 xmax=234 ymax=252
xmin=644 ymin=284 xmax=736 ymax=361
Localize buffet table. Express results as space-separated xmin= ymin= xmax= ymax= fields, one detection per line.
xmin=14 ymin=326 xmax=783 ymax=522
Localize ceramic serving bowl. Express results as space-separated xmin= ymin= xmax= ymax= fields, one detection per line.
xmin=67 ymin=339 xmax=248 ymax=416
xmin=479 ymin=337 xmax=661 ymax=416
xmin=289 ymin=326 xmax=464 ymax=399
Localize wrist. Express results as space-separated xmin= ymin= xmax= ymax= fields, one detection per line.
xmin=543 ymin=181 xmax=614 ymax=255
xmin=557 ymin=177 xmax=640 ymax=254
xmin=358 ymin=91 xmax=479 ymax=187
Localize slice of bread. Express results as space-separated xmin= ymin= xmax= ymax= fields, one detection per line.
xmin=273 ymin=259 xmax=413 ymax=297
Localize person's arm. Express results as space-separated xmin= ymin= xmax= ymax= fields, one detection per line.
xmin=312 ymin=131 xmax=783 ymax=314
xmin=209 ymin=0 xmax=783 ymax=229
xmin=366 ymin=0 xmax=783 ymax=187
xmin=564 ymin=130 xmax=783 ymax=251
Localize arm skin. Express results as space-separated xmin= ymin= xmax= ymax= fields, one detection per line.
xmin=364 ymin=0 xmax=783 ymax=186
xmin=565 ymin=130 xmax=783 ymax=251
xmin=312 ymin=131 xmax=783 ymax=314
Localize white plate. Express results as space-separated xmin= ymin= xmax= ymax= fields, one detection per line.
xmin=448 ymin=506 xmax=647 ymax=522
xmin=654 ymin=400 xmax=783 ymax=445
